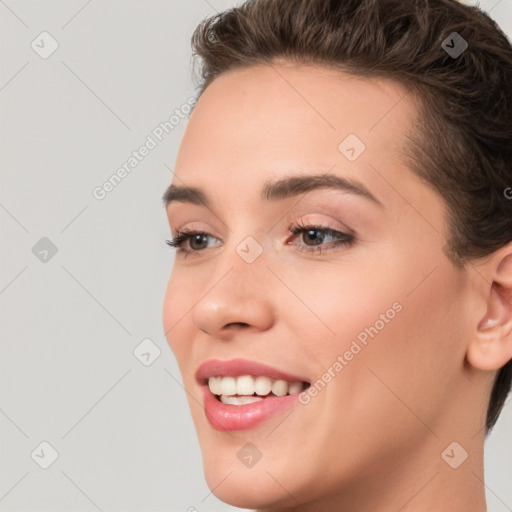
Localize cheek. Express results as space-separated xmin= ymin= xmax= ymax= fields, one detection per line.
xmin=277 ymin=260 xmax=406 ymax=361
xmin=329 ymin=264 xmax=467 ymax=432
xmin=285 ymin=255 xmax=467 ymax=417
xmin=162 ymin=270 xmax=193 ymax=359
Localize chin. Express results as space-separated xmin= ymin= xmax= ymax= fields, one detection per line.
xmin=202 ymin=456 xmax=304 ymax=511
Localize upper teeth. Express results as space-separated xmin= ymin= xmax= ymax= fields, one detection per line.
xmin=208 ymin=375 xmax=305 ymax=397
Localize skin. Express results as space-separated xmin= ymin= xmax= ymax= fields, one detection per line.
xmin=162 ymin=61 xmax=512 ymax=512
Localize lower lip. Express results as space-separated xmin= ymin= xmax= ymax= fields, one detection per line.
xmin=202 ymin=386 xmax=302 ymax=431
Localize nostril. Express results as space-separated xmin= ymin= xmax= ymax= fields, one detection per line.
xmin=225 ymin=322 xmax=250 ymax=328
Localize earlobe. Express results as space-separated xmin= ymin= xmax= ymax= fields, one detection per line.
xmin=467 ymin=251 xmax=512 ymax=372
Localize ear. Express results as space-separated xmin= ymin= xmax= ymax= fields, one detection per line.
xmin=467 ymin=246 xmax=512 ymax=371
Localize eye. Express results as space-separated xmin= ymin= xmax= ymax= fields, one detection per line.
xmin=165 ymin=222 xmax=355 ymax=257
xmin=287 ymin=220 xmax=355 ymax=254
xmin=165 ymin=229 xmax=221 ymax=256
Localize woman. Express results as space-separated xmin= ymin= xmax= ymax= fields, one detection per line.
xmin=162 ymin=0 xmax=512 ymax=510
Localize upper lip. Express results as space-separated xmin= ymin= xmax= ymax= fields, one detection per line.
xmin=196 ymin=358 xmax=309 ymax=385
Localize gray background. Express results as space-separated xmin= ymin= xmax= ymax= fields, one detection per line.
xmin=0 ymin=1 xmax=510 ymax=511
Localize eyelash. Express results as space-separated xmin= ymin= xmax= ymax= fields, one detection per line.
xmin=165 ymin=220 xmax=355 ymax=257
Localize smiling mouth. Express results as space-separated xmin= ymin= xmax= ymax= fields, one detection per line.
xmin=204 ymin=375 xmax=311 ymax=405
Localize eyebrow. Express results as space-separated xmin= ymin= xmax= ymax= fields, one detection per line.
xmin=162 ymin=172 xmax=383 ymax=209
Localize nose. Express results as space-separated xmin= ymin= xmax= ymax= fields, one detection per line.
xmin=190 ymin=247 xmax=276 ymax=339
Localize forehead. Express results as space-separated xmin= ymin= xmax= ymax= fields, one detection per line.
xmin=173 ymin=62 xmax=419 ymax=207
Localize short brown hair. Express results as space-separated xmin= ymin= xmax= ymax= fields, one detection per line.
xmin=189 ymin=0 xmax=512 ymax=434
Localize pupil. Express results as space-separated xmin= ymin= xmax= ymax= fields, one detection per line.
xmin=191 ymin=234 xmax=208 ymax=250
xmin=305 ymin=229 xmax=324 ymax=246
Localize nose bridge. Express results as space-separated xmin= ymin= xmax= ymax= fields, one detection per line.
xmin=212 ymin=231 xmax=271 ymax=302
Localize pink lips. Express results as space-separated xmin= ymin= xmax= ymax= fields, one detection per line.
xmin=196 ymin=358 xmax=309 ymax=432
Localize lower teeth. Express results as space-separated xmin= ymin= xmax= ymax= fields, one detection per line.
xmin=219 ymin=395 xmax=265 ymax=405
xmin=215 ymin=384 xmax=311 ymax=405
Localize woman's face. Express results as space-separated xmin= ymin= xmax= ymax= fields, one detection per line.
xmin=163 ymin=63 xmax=480 ymax=510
